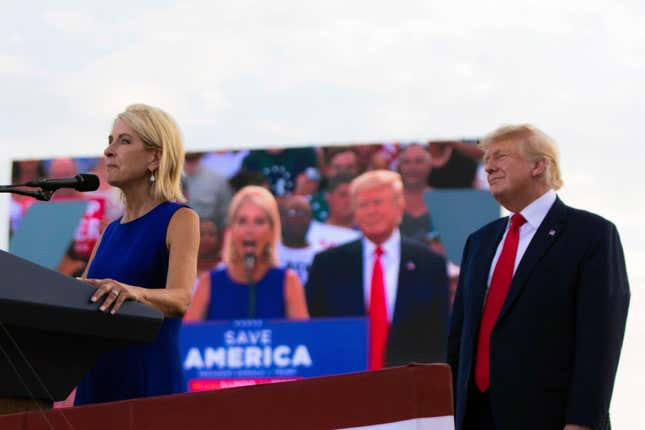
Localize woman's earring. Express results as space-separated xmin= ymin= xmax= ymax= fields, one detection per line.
xmin=150 ymin=172 xmax=156 ymax=183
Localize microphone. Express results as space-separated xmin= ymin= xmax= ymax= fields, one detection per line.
xmin=25 ymin=174 xmax=100 ymax=192
xmin=243 ymin=253 xmax=256 ymax=271
xmin=243 ymin=252 xmax=256 ymax=319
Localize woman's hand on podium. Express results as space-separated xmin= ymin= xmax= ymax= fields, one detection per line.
xmin=81 ymin=277 xmax=143 ymax=314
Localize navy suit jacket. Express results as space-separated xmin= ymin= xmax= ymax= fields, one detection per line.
xmin=448 ymin=198 xmax=630 ymax=430
xmin=306 ymin=236 xmax=450 ymax=366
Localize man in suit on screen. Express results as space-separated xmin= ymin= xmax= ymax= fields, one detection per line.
xmin=448 ymin=124 xmax=630 ymax=430
xmin=306 ymin=169 xmax=450 ymax=368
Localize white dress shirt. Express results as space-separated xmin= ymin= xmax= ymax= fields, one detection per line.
xmin=487 ymin=189 xmax=557 ymax=287
xmin=362 ymin=229 xmax=401 ymax=322
xmin=307 ymin=221 xmax=361 ymax=250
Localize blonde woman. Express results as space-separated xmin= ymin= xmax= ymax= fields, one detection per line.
xmin=185 ymin=186 xmax=309 ymax=320
xmin=75 ymin=104 xmax=199 ymax=405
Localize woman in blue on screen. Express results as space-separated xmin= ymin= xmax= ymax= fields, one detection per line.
xmin=184 ymin=186 xmax=309 ymax=321
xmin=74 ymin=104 xmax=199 ymax=405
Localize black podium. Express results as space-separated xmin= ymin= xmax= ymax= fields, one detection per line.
xmin=0 ymin=249 xmax=163 ymax=414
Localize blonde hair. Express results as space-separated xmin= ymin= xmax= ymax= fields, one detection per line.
xmin=117 ymin=103 xmax=186 ymax=202
xmin=350 ymin=169 xmax=404 ymax=206
xmin=222 ymin=186 xmax=281 ymax=266
xmin=480 ymin=124 xmax=563 ymax=190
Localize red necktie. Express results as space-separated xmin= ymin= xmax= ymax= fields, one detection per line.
xmin=369 ymin=246 xmax=389 ymax=370
xmin=475 ymin=213 xmax=527 ymax=391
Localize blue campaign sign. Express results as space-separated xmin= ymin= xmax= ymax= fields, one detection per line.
xmin=179 ymin=318 xmax=368 ymax=390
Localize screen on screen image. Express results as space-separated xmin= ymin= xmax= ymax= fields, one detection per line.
xmin=9 ymin=139 xmax=499 ymax=390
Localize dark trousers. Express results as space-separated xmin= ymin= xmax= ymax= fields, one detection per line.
xmin=463 ymin=384 xmax=496 ymax=430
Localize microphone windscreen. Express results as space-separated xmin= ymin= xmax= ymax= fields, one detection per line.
xmin=76 ymin=174 xmax=100 ymax=192
xmin=243 ymin=253 xmax=256 ymax=271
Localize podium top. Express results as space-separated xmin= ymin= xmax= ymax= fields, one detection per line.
xmin=0 ymin=249 xmax=162 ymax=343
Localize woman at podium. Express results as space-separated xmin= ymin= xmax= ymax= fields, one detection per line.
xmin=184 ymin=186 xmax=308 ymax=321
xmin=74 ymin=104 xmax=199 ymax=405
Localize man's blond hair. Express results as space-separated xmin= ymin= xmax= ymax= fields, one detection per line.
xmin=480 ymin=124 xmax=563 ymax=190
xmin=349 ymin=169 xmax=404 ymax=205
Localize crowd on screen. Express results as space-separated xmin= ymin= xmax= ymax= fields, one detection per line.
xmin=11 ymin=141 xmax=485 ymax=346
xmin=11 ymin=140 xmax=484 ymax=295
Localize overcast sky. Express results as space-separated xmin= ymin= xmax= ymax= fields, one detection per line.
xmin=1 ymin=1 xmax=643 ymax=425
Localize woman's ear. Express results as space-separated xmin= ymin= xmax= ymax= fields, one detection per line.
xmin=148 ymin=149 xmax=162 ymax=172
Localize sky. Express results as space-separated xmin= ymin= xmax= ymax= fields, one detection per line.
xmin=1 ymin=0 xmax=643 ymax=426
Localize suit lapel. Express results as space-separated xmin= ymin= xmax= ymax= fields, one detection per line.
xmin=496 ymin=198 xmax=568 ymax=323
xmin=391 ymin=239 xmax=413 ymax=326
xmin=345 ymin=239 xmax=366 ymax=314
xmin=470 ymin=219 xmax=507 ymax=322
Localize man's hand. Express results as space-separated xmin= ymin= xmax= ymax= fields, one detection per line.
xmin=564 ymin=425 xmax=591 ymax=430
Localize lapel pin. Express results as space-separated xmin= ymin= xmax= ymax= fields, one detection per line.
xmin=406 ymin=261 xmax=416 ymax=271
xmin=548 ymin=229 xmax=556 ymax=236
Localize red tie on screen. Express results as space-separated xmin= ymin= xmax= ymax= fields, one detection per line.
xmin=475 ymin=213 xmax=527 ymax=391
xmin=369 ymin=246 xmax=388 ymax=370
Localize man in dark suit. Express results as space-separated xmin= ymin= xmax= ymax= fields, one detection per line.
xmin=307 ymin=170 xmax=450 ymax=368
xmin=448 ymin=125 xmax=630 ymax=430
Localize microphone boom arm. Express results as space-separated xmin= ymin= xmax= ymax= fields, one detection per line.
xmin=0 ymin=186 xmax=54 ymax=201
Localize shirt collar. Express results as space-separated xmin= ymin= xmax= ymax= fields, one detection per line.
xmin=363 ymin=229 xmax=401 ymax=258
xmin=516 ymin=189 xmax=557 ymax=229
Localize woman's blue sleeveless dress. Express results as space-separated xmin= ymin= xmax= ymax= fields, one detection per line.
xmin=206 ymin=267 xmax=286 ymax=320
xmin=75 ymin=202 xmax=187 ymax=405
